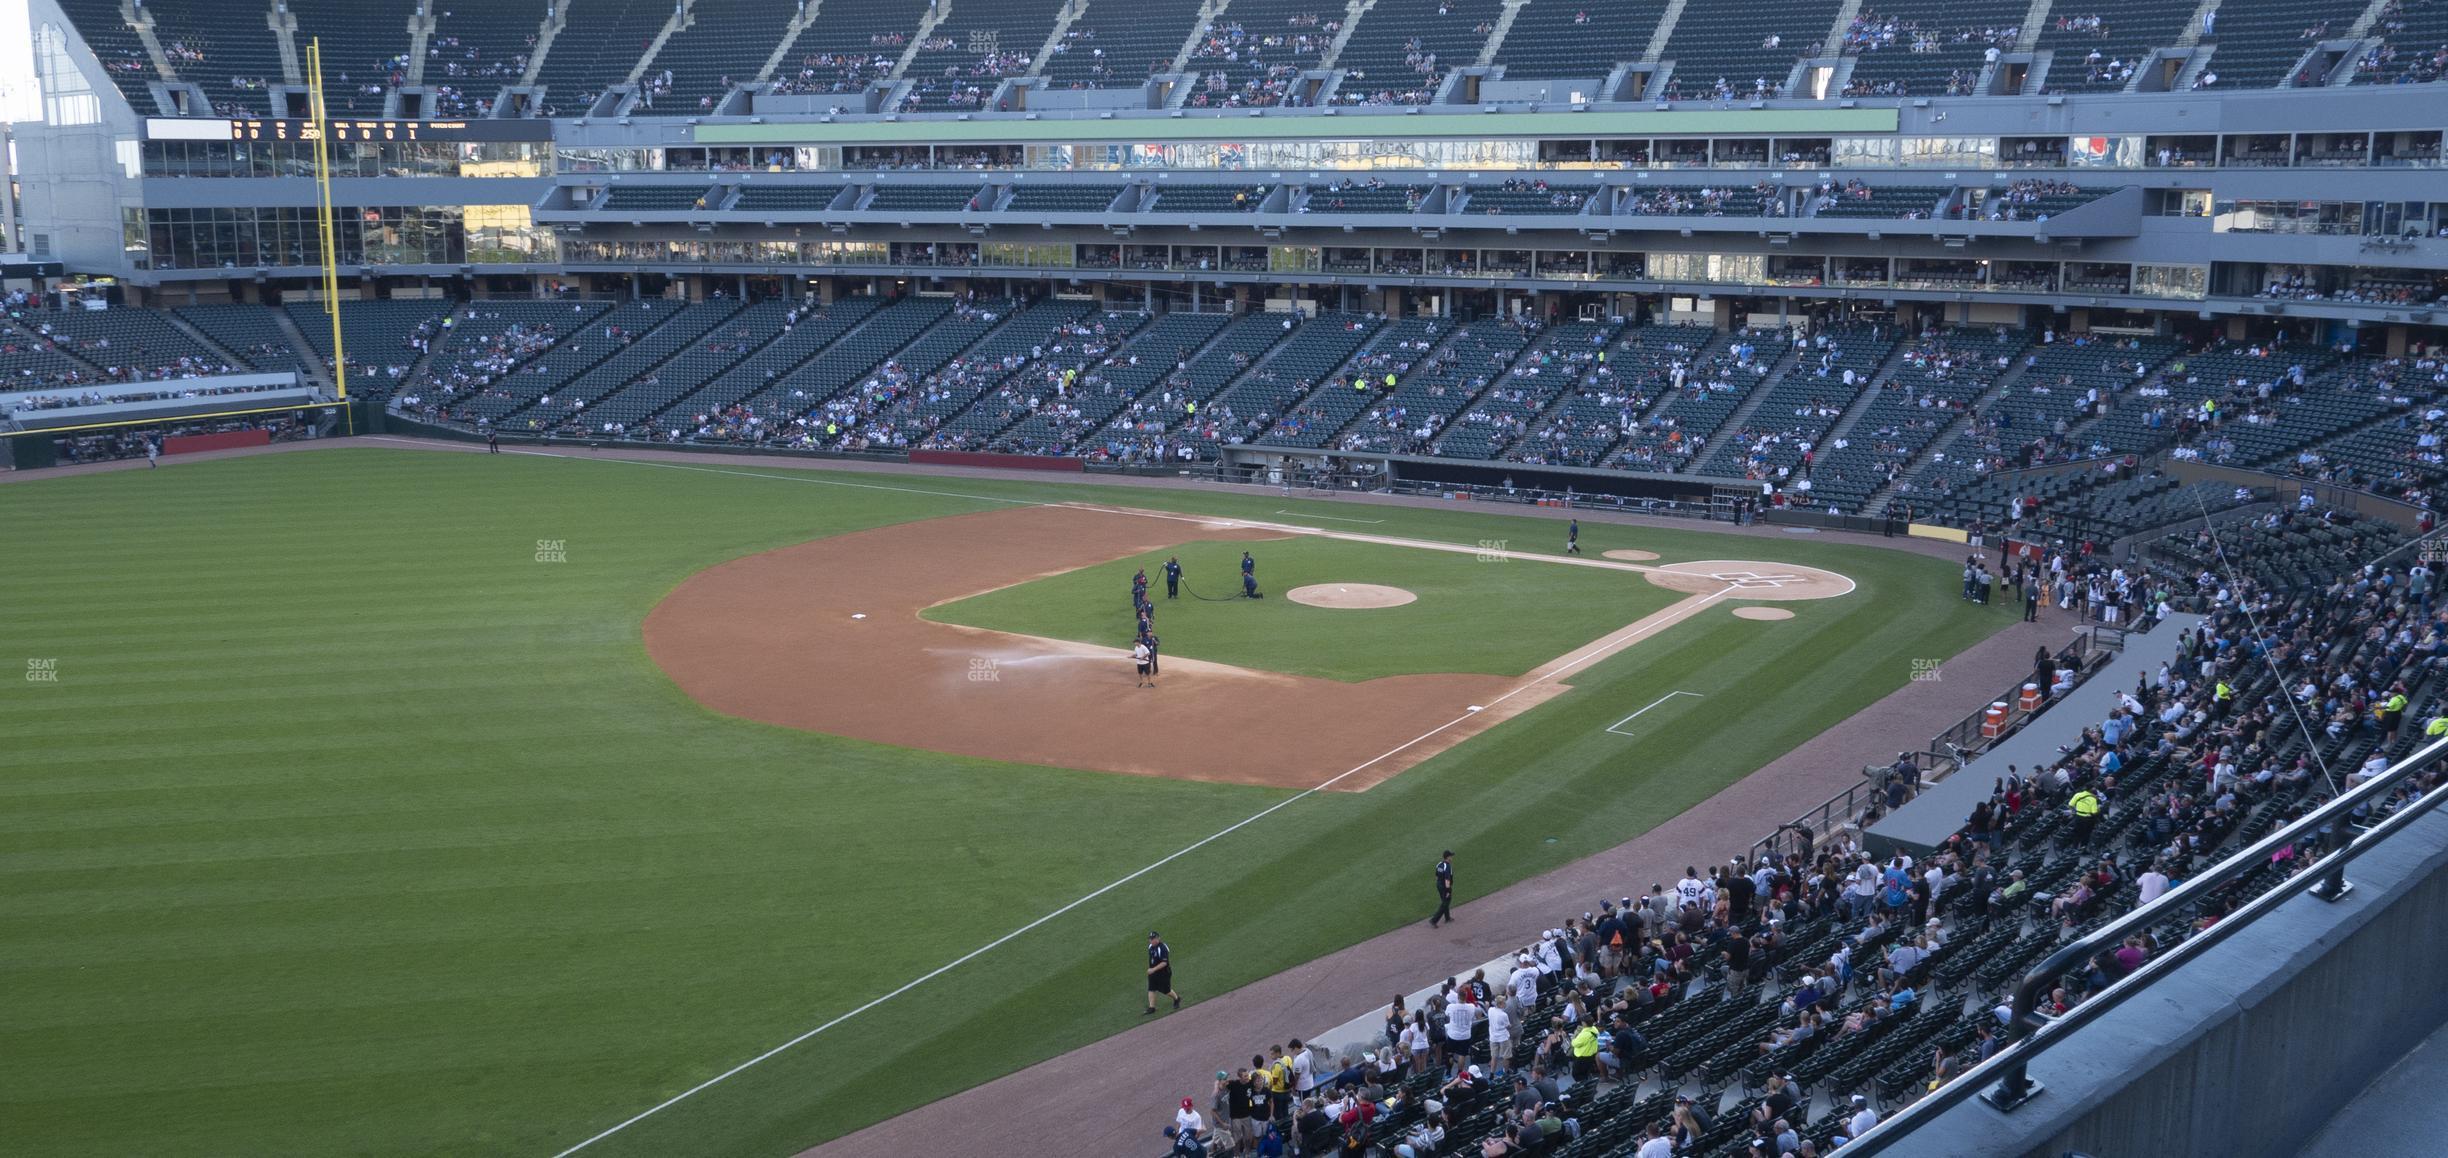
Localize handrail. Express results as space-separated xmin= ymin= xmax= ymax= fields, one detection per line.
xmin=1839 ymin=729 xmax=2448 ymax=1154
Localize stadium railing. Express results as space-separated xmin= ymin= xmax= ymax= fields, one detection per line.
xmin=1839 ymin=728 xmax=2448 ymax=1153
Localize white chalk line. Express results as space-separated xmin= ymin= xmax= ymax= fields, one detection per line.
xmin=1275 ymin=509 xmax=1386 ymax=524
xmin=548 ymin=578 xmax=1738 ymax=1155
xmin=1605 ymin=691 xmax=1706 ymax=736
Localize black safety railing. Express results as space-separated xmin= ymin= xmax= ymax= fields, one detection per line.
xmin=1838 ymin=729 xmax=2448 ymax=1154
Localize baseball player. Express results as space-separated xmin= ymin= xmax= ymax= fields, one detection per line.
xmin=1566 ymin=519 xmax=1582 ymax=554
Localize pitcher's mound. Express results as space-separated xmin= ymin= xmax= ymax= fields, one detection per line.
xmin=1602 ymin=549 xmax=1661 ymax=561
xmin=1733 ymin=606 xmax=1796 ymax=621
xmin=1288 ymin=583 xmax=1418 ymax=609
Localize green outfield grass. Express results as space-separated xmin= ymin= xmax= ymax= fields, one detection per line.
xmin=0 ymin=446 xmax=2016 ymax=1157
xmin=926 ymin=536 xmax=1688 ymax=681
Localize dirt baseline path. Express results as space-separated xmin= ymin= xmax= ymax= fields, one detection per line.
xmin=644 ymin=505 xmax=1580 ymax=791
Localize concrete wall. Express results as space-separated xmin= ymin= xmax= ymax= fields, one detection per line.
xmin=1881 ymin=806 xmax=2448 ymax=1158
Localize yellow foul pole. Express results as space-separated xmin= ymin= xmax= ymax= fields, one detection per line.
xmin=306 ymin=39 xmax=350 ymax=410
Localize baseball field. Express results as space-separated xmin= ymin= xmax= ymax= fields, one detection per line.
xmin=0 ymin=444 xmax=2014 ymax=1156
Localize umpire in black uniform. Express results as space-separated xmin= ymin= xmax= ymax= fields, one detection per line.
xmin=1429 ymin=851 xmax=1456 ymax=927
xmin=1146 ymin=931 xmax=1180 ymax=1014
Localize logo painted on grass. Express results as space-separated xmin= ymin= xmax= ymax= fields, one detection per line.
xmin=967 ymin=657 xmax=1001 ymax=682
xmin=535 ymin=539 xmax=568 ymax=564
xmin=26 ymin=658 xmax=58 ymax=683
xmin=1911 ymin=658 xmax=1943 ymax=683
xmin=1475 ymin=538 xmax=1509 ymax=563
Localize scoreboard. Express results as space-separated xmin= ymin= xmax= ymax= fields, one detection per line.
xmin=224 ymin=118 xmax=552 ymax=142
xmin=144 ymin=117 xmax=552 ymax=143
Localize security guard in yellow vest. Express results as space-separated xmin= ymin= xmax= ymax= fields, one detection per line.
xmin=2069 ymin=788 xmax=2103 ymax=842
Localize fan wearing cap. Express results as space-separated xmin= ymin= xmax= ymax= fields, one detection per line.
xmin=1146 ymin=931 xmax=1181 ymax=1015
xmin=1173 ymin=1095 xmax=1206 ymax=1136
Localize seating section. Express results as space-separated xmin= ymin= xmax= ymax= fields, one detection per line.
xmin=772 ymin=0 xmax=930 ymax=97
xmin=1493 ymin=0 xmax=1670 ymax=80
xmin=1806 ymin=330 xmax=2031 ymax=511
xmin=602 ymin=184 xmax=723 ymax=211
xmin=56 ymin=0 xmax=162 ymax=109
xmin=17 ymin=307 xmax=242 ymax=382
xmin=1697 ymin=325 xmax=1898 ymax=480
xmin=2196 ymin=0 xmax=2368 ymax=89
xmin=1182 ymin=313 xmax=1381 ymax=454
xmin=865 ymin=184 xmax=988 ymax=211
xmin=2037 ymin=8 xmax=2192 ymax=93
xmin=1148 ymin=185 xmax=1272 ymax=212
xmin=1433 ymin=320 xmax=1621 ymax=460
xmin=1003 ymin=184 xmax=1128 ymax=212
xmin=534 ymin=0 xmax=670 ymax=114
xmin=641 ymin=0 xmax=797 ymax=113
xmin=1621 ymin=184 xmax=1774 ymax=216
xmin=925 ymin=309 xmax=1153 ymax=448
xmin=288 ymin=0 xmax=420 ymax=112
xmin=1607 ymin=332 xmax=1771 ymax=471
xmin=1838 ymin=0 xmax=2024 ymax=97
xmin=424 ymin=0 xmax=547 ymax=113
xmin=443 ymin=301 xmax=671 ymax=424
xmin=143 ymin=0 xmax=291 ymax=116
xmin=284 ymin=299 xmax=455 ymax=397
xmin=1498 ymin=323 xmax=1714 ymax=468
xmin=1462 ymin=183 xmax=1597 ymax=215
xmin=178 ymin=304 xmax=306 ymax=374
xmin=1659 ymin=0 xmax=1844 ymax=97
xmin=1302 ymin=182 xmax=1431 ymax=213
xmin=899 ymin=0 xmax=1066 ymax=111
xmin=1337 ymin=320 xmax=1538 ymax=455
xmin=516 ymin=301 xmax=745 ymax=432
xmin=1186 ymin=0 xmax=1339 ymax=108
xmin=1976 ymin=180 xmax=2110 ymax=220
xmin=2088 ymin=342 xmax=2341 ymax=455
xmin=0 ymin=321 xmax=116 ymax=393
xmin=1329 ymin=0 xmax=1503 ymax=106
xmin=2359 ymin=0 xmax=2448 ymax=83
xmin=805 ymin=298 xmax=1023 ymax=447
xmin=1040 ymin=0 xmax=1207 ymax=88
xmin=546 ymin=298 xmax=775 ymax=431
xmin=643 ymin=296 xmax=885 ymax=434
xmin=984 ymin=312 xmax=1232 ymax=454
xmin=1090 ymin=313 xmax=1292 ymax=461
xmin=733 ymin=185 xmax=848 ymax=212
xmin=1899 ymin=337 xmax=2177 ymax=508
xmin=407 ymin=299 xmax=614 ymax=421
xmin=1812 ymin=184 xmax=1952 ymax=219
xmin=1258 ymin=320 xmax=1446 ymax=448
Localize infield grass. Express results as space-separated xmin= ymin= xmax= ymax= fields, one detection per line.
xmin=925 ymin=536 xmax=1689 ymax=681
xmin=0 ymin=445 xmax=2017 ymax=1157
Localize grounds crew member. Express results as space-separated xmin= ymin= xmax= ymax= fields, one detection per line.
xmin=1429 ymin=850 xmax=1455 ymax=927
xmin=1164 ymin=555 xmax=1183 ymax=599
xmin=1241 ymin=551 xmax=1260 ymax=598
xmin=1146 ymin=931 xmax=1180 ymax=1014
xmin=2069 ymin=787 xmax=2103 ymax=843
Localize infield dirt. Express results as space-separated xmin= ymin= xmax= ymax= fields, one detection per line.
xmin=644 ymin=505 xmax=1572 ymax=791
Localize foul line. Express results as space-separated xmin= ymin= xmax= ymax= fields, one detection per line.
xmin=1605 ymin=691 xmax=1705 ymax=736
xmin=1276 ymin=509 xmax=1386 ymax=524
xmin=546 ymin=580 xmax=1738 ymax=1156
